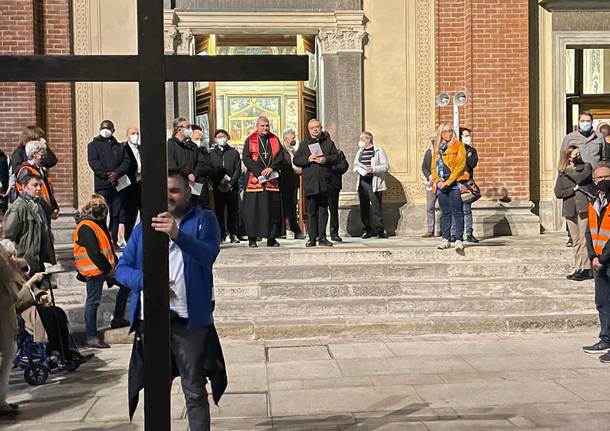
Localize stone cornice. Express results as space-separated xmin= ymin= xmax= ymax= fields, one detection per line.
xmin=540 ymin=0 xmax=610 ymax=11
xmin=318 ymin=27 xmax=366 ymax=54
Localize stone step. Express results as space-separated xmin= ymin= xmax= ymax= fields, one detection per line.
xmin=213 ymin=296 xmax=592 ymax=319
xmin=102 ymin=313 xmax=599 ymax=343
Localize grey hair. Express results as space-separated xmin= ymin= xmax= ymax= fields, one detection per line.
xmin=25 ymin=140 xmax=47 ymax=160
xmin=361 ymin=131 xmax=374 ymax=142
xmin=282 ymin=128 xmax=296 ymax=139
xmin=0 ymin=239 xmax=18 ymax=257
xmin=256 ymin=116 xmax=270 ymax=125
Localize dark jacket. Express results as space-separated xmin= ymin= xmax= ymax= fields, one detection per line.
xmin=74 ymin=214 xmax=116 ymax=275
xmin=422 ymin=148 xmax=433 ymax=179
xmin=293 ymin=132 xmax=339 ymax=197
xmin=465 ymin=144 xmax=479 ymax=178
xmin=586 ymin=202 xmax=610 ymax=264
xmin=167 ymin=137 xmax=199 ymax=179
xmin=0 ymin=150 xmax=9 ymax=193
xmin=196 ymin=147 xmax=215 ymax=183
xmin=123 ymin=142 xmax=140 ymax=185
xmin=11 ymin=144 xmax=57 ymax=174
xmin=209 ymin=144 xmax=241 ymax=190
xmin=87 ymin=135 xmax=131 ymax=192
xmin=554 ymin=163 xmax=593 ymax=218
xmin=328 ymin=149 xmax=349 ymax=192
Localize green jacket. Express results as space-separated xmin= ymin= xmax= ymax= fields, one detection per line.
xmin=4 ymin=195 xmax=56 ymax=273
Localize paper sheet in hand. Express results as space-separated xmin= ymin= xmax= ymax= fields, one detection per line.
xmin=308 ymin=143 xmax=323 ymax=157
xmin=268 ymin=171 xmax=279 ymax=180
xmin=115 ymin=175 xmax=132 ymax=192
xmin=258 ymin=175 xmax=268 ymax=184
xmin=221 ymin=174 xmax=232 ymax=185
xmin=356 ymin=166 xmax=368 ymax=177
xmin=190 ymin=182 xmax=204 ymax=196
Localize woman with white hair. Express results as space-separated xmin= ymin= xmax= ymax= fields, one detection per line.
xmin=15 ymin=140 xmax=59 ymax=219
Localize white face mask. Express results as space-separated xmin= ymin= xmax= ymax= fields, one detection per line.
xmin=100 ymin=128 xmax=113 ymax=139
xmin=128 ymin=133 xmax=139 ymax=144
xmin=183 ymin=127 xmax=193 ymax=139
xmin=462 ymin=136 xmax=471 ymax=145
xmin=217 ymin=138 xmax=227 ymax=147
xmin=358 ymin=140 xmax=366 ymax=149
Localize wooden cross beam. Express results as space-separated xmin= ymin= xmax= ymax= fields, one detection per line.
xmin=0 ymin=1 xmax=308 ymax=430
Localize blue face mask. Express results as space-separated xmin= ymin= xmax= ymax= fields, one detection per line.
xmin=580 ymin=122 xmax=593 ymax=133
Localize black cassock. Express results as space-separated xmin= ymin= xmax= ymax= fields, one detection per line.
xmin=241 ymin=135 xmax=285 ymax=239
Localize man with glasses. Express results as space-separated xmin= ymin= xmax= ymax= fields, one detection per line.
xmin=167 ymin=117 xmax=200 ymax=188
xmin=585 ymin=165 xmax=610 ymax=361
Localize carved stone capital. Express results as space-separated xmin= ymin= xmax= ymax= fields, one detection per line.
xmin=318 ymin=26 xmax=366 ymax=54
xmin=164 ymin=26 xmax=179 ymax=54
xmin=176 ymin=28 xmax=194 ymax=54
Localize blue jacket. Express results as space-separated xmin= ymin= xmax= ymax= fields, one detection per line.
xmin=115 ymin=207 xmax=220 ymax=332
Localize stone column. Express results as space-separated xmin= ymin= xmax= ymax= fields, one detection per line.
xmin=164 ymin=27 xmax=194 ymax=128
xmin=319 ymin=26 xmax=366 ymax=235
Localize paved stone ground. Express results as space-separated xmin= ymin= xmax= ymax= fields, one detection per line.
xmin=3 ymin=330 xmax=610 ymax=430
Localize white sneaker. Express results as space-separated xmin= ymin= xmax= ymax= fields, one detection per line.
xmin=286 ymin=230 xmax=295 ymax=240
xmin=454 ymin=240 xmax=464 ymax=251
xmin=437 ymin=239 xmax=451 ymax=250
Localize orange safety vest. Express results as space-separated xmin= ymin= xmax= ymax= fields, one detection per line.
xmin=15 ymin=164 xmax=53 ymax=203
xmin=588 ymin=202 xmax=610 ymax=255
xmin=73 ymin=219 xmax=116 ymax=278
xmin=245 ymin=132 xmax=281 ymax=192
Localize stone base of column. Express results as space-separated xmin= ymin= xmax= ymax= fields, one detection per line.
xmin=335 ymin=197 xmax=541 ymax=237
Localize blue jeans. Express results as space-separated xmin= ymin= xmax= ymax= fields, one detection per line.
xmin=594 ymin=267 xmax=610 ymax=342
xmin=85 ymin=274 xmax=105 ymax=337
xmin=437 ymin=185 xmax=464 ymax=241
xmin=451 ymin=201 xmax=473 ymax=237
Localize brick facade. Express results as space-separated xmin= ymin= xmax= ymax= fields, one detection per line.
xmin=0 ymin=0 xmax=74 ymax=208
xmin=435 ymin=0 xmax=530 ymax=202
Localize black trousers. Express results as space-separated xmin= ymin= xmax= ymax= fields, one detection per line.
xmin=281 ymin=183 xmax=301 ymax=234
xmin=97 ymin=188 xmax=124 ymax=244
xmin=594 ymin=267 xmax=610 ymax=343
xmin=37 ymin=305 xmax=71 ymax=359
xmin=214 ymin=189 xmax=239 ymax=237
xmin=171 ymin=319 xmax=211 ymax=431
xmin=358 ymin=179 xmax=384 ymax=234
xmin=123 ymin=182 xmax=141 ymax=241
xmin=306 ymin=194 xmax=329 ymax=240
xmin=113 ymin=284 xmax=130 ymax=320
xmin=328 ymin=190 xmax=340 ymax=236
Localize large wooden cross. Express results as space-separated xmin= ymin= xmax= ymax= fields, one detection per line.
xmin=0 ymin=2 xmax=307 ymax=429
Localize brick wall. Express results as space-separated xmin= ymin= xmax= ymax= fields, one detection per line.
xmin=0 ymin=0 xmax=74 ymax=208
xmin=435 ymin=0 xmax=530 ymax=202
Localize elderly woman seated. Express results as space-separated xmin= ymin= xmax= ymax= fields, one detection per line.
xmin=0 ymin=239 xmax=80 ymax=362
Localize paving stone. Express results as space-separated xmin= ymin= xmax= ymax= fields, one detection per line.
xmin=337 ymin=357 xmax=475 ymax=377
xmin=222 ymin=343 xmax=266 ymax=363
xmin=461 ymin=351 xmax=604 ymax=372
xmin=553 ymin=378 xmax=608 ymax=401
xmin=328 ymin=342 xmax=394 ymax=359
xmin=267 ymin=360 xmax=342 ymax=382
xmin=269 ymin=380 xmax=303 ymax=390
xmin=270 ymin=386 xmax=422 ymax=416
xmin=226 ymin=362 xmax=268 ymax=392
xmin=371 ymin=374 xmax=444 ymax=386
xmin=414 ymin=381 xmax=582 ymax=408
xmin=211 ymin=393 xmax=269 ymax=418
xmin=422 ymin=418 xmax=517 ymax=430
xmin=268 ymin=345 xmax=332 ymax=362
xmin=302 ymin=376 xmax=373 ymax=390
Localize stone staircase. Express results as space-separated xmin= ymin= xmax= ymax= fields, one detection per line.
xmin=47 ymin=214 xmax=598 ymax=342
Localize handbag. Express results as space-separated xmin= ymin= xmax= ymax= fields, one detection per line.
xmin=459 ymin=180 xmax=481 ymax=204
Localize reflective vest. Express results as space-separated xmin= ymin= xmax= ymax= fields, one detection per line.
xmin=245 ymin=132 xmax=281 ymax=192
xmin=16 ymin=164 xmax=53 ymax=203
xmin=588 ymin=202 xmax=610 ymax=255
xmin=73 ymin=219 xmax=116 ymax=278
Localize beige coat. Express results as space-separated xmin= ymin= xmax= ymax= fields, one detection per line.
xmin=0 ymin=251 xmax=19 ymax=343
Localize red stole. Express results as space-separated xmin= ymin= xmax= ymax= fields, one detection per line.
xmin=246 ymin=132 xmax=281 ymax=192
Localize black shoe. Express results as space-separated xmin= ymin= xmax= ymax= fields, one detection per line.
xmin=566 ymin=271 xmax=577 ymax=281
xmin=248 ymin=240 xmax=258 ymax=248
xmin=305 ymin=239 xmax=317 ymax=247
xmin=566 ymin=238 xmax=574 ymax=247
xmin=295 ymin=232 xmax=306 ymax=240
xmin=421 ymin=232 xmax=434 ymax=238
xmin=583 ymin=340 xmax=610 ymax=354
xmin=331 ymin=234 xmax=343 ymax=242
xmin=318 ymin=238 xmax=333 ymax=247
xmin=600 ymin=351 xmax=610 ymax=363
xmin=466 ymin=234 xmax=479 ymax=243
xmin=571 ymin=270 xmax=593 ymax=282
xmin=86 ymin=336 xmax=110 ymax=349
xmin=267 ymin=239 xmax=280 ymax=247
xmin=361 ymin=232 xmax=373 ymax=239
xmin=110 ymin=317 xmax=130 ymax=329
xmin=0 ymin=407 xmax=17 ymax=418
xmin=449 ymin=236 xmax=457 ymax=243
xmin=220 ymin=235 xmax=227 ymax=243
xmin=377 ymin=232 xmax=388 ymax=239
xmin=230 ymin=235 xmax=240 ymax=244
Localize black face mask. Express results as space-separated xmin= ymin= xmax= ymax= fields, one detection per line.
xmin=596 ymin=180 xmax=610 ymax=195
xmin=572 ymin=155 xmax=584 ymax=165
xmin=91 ymin=205 xmax=108 ymax=220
